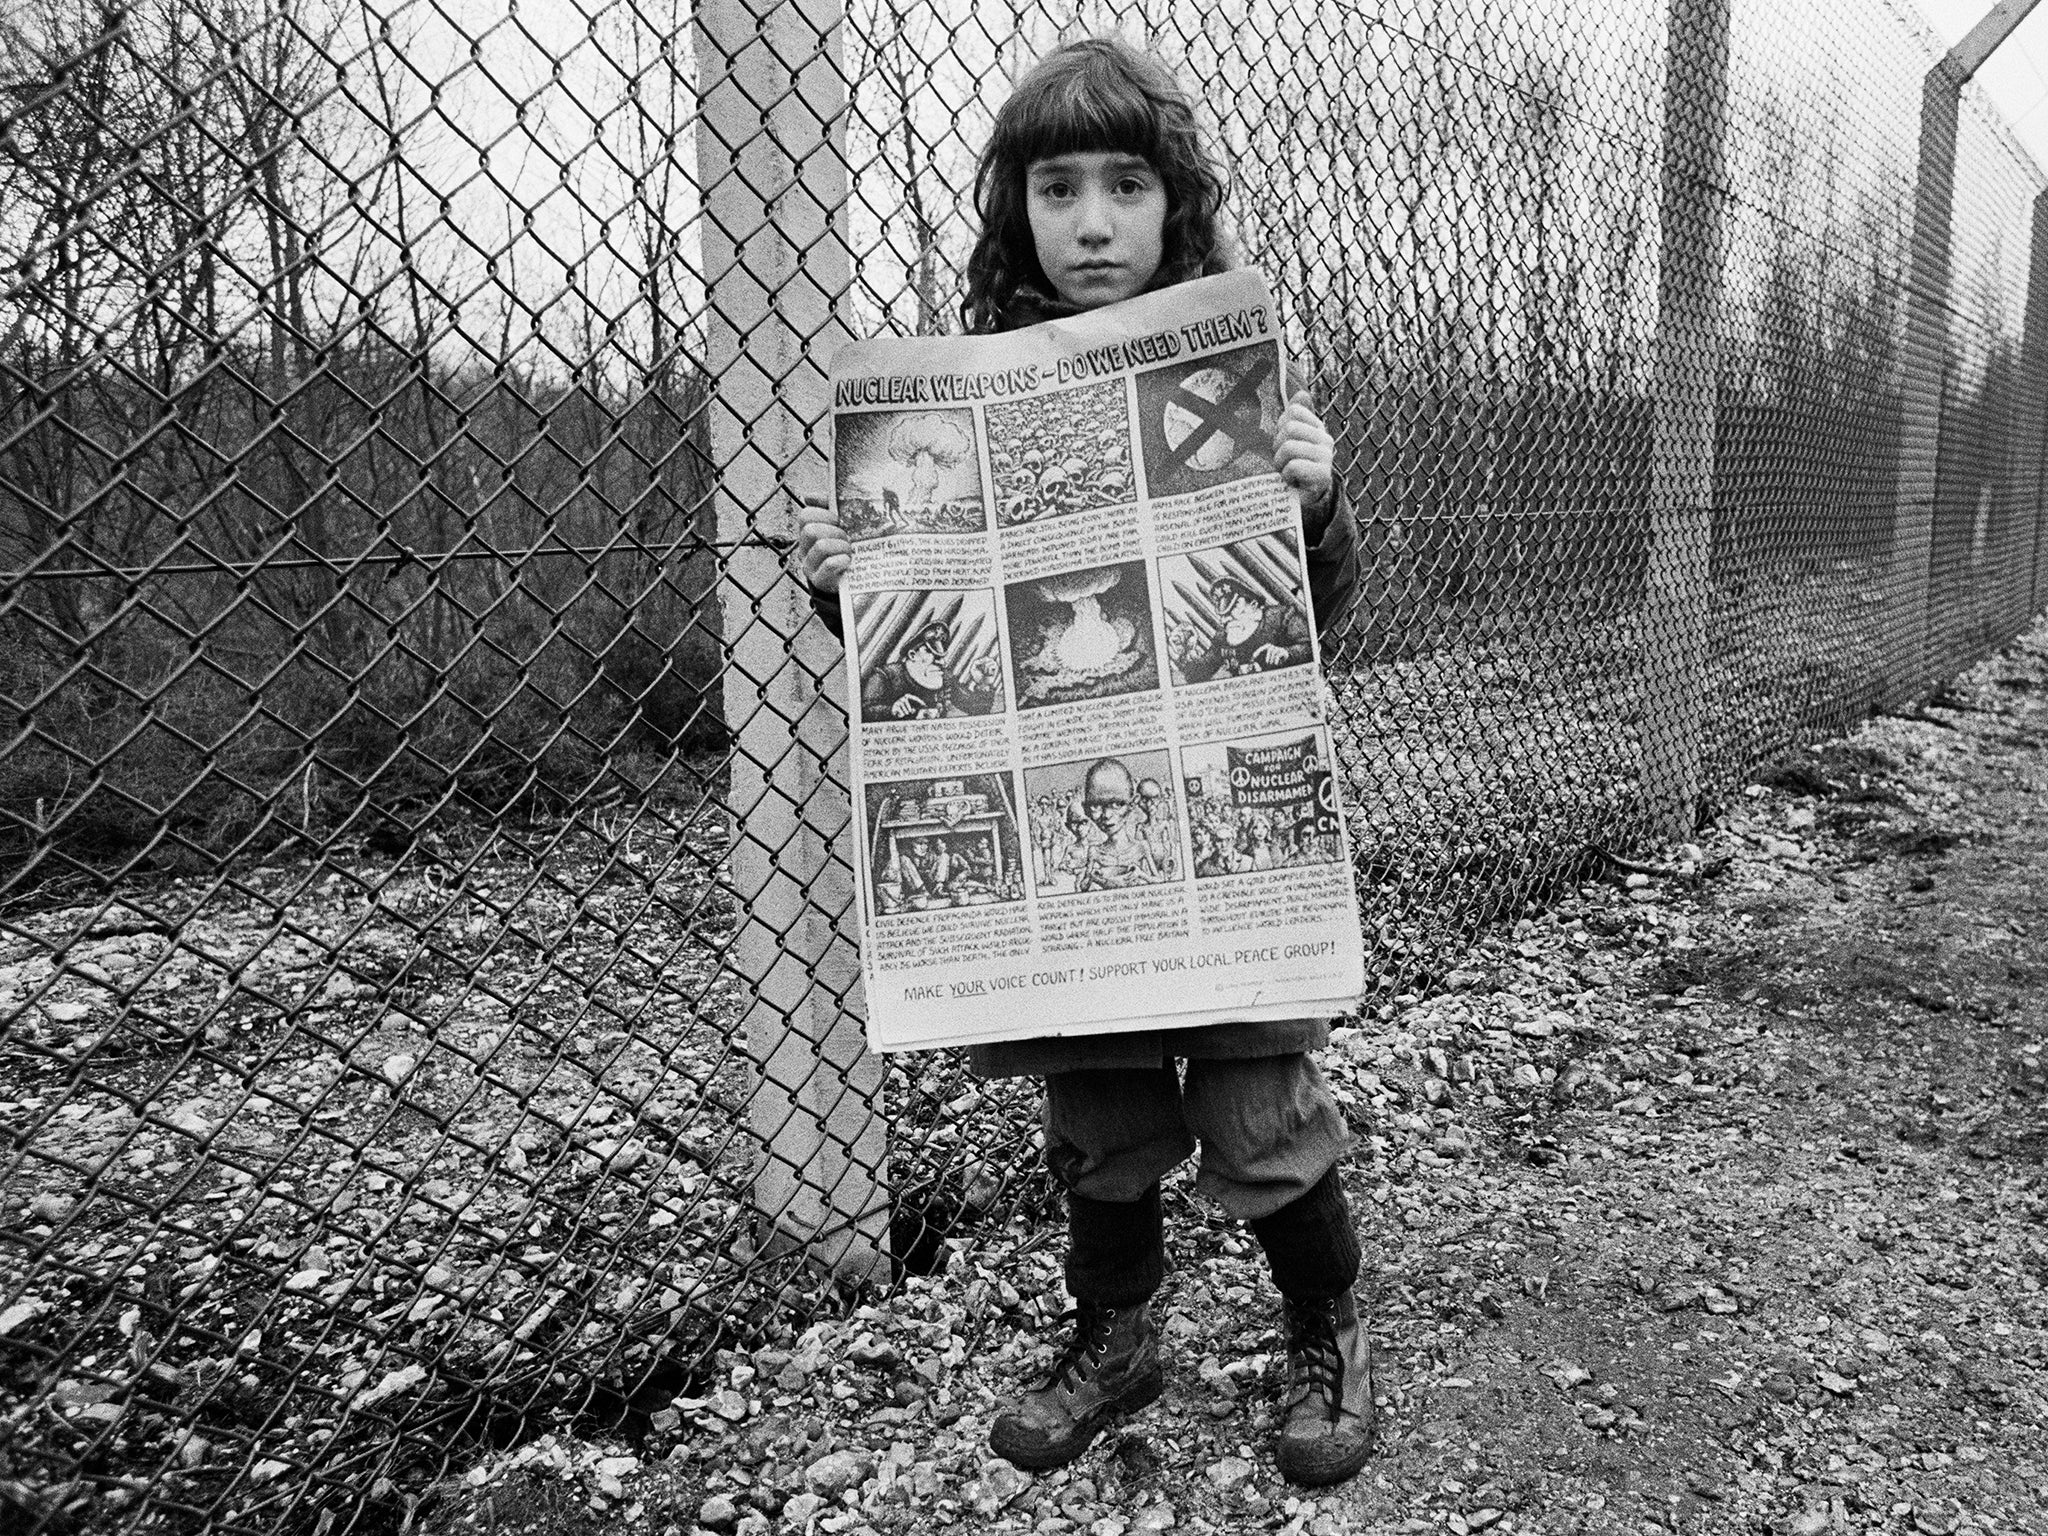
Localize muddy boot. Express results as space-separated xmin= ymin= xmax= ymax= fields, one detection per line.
xmin=1275 ymin=1291 xmax=1374 ymax=1486
xmin=989 ymin=1301 xmax=1163 ymax=1470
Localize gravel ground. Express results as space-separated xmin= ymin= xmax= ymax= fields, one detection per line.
xmin=415 ymin=627 xmax=2048 ymax=1536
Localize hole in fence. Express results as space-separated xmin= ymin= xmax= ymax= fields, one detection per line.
xmin=890 ymin=1196 xmax=968 ymax=1278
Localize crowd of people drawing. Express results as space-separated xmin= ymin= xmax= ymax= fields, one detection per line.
xmin=1185 ymin=796 xmax=1341 ymax=879
xmin=1028 ymin=758 xmax=1184 ymax=894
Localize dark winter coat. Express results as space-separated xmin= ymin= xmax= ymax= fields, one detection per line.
xmin=807 ymin=283 xmax=1362 ymax=1078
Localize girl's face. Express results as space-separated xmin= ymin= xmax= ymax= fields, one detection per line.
xmin=1025 ymin=151 xmax=1167 ymax=311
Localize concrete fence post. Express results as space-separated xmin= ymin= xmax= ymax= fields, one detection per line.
xmin=1886 ymin=63 xmax=1962 ymax=707
xmin=1887 ymin=3 xmax=2046 ymax=694
xmin=693 ymin=0 xmax=888 ymax=1282
xmin=1641 ymin=0 xmax=1729 ymax=839
xmin=2020 ymin=189 xmax=2048 ymax=627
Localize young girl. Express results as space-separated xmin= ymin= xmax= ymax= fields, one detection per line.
xmin=796 ymin=36 xmax=1374 ymax=1488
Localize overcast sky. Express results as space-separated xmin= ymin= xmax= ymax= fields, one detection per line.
xmin=1913 ymin=0 xmax=2048 ymax=172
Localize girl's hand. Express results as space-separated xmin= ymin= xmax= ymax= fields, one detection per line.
xmin=1273 ymin=391 xmax=1335 ymax=526
xmin=795 ymin=493 xmax=851 ymax=594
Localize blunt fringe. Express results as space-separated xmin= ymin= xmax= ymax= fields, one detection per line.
xmin=961 ymin=36 xmax=1231 ymax=334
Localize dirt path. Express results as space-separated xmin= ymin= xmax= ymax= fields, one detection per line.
xmin=427 ymin=625 xmax=2048 ymax=1536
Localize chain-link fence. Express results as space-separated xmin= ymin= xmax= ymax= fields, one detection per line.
xmin=3 ymin=0 xmax=2045 ymax=1529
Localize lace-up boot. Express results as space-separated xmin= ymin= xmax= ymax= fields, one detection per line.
xmin=1275 ymin=1291 xmax=1374 ymax=1486
xmin=989 ymin=1300 xmax=1162 ymax=1470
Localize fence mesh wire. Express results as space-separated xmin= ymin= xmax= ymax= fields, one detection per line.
xmin=3 ymin=0 xmax=2045 ymax=1530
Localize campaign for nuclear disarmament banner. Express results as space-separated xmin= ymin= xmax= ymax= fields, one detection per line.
xmin=829 ymin=269 xmax=1367 ymax=1052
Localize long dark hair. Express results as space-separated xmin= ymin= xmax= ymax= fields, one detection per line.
xmin=961 ymin=37 xmax=1231 ymax=334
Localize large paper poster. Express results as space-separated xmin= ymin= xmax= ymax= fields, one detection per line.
xmin=831 ymin=270 xmax=1366 ymax=1052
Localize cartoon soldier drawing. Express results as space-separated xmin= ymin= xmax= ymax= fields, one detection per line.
xmin=861 ymin=620 xmax=999 ymax=720
xmin=1173 ymin=574 xmax=1311 ymax=683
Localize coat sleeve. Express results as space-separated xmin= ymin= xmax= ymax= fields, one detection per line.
xmin=810 ymin=582 xmax=846 ymax=639
xmin=1280 ymin=361 xmax=1361 ymax=640
xmin=1304 ymin=482 xmax=1359 ymax=640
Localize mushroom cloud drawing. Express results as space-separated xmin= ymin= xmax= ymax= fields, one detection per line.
xmin=1040 ymin=566 xmax=1124 ymax=672
xmin=886 ymin=413 xmax=973 ymax=507
xmin=1015 ymin=564 xmax=1152 ymax=704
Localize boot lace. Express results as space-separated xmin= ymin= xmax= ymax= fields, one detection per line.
xmin=1285 ymin=1298 xmax=1343 ymax=1413
xmin=1036 ymin=1303 xmax=1115 ymax=1391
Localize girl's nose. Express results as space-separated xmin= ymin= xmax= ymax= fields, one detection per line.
xmin=1075 ymin=187 xmax=1114 ymax=241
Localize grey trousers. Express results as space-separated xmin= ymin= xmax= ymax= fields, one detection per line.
xmin=1041 ymin=1053 xmax=1351 ymax=1221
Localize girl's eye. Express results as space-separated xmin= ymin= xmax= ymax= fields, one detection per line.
xmin=1115 ymin=176 xmax=1152 ymax=196
xmin=1035 ymin=180 xmax=1073 ymax=200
